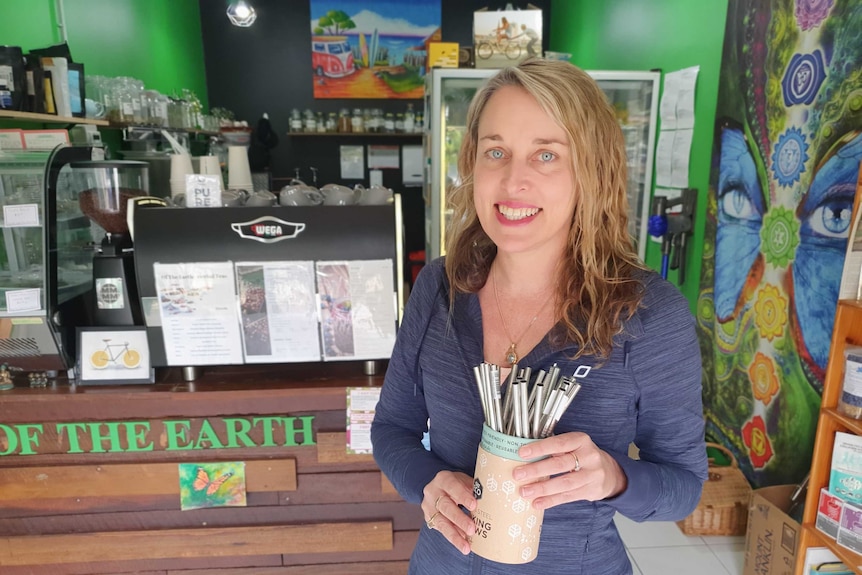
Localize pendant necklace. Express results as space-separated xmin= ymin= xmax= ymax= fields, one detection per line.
xmin=492 ymin=266 xmax=552 ymax=366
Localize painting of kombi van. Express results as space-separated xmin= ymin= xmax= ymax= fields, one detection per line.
xmin=310 ymin=0 xmax=441 ymax=99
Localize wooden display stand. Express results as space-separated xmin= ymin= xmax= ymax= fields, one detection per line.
xmin=795 ymin=299 xmax=862 ymax=573
xmin=0 ymin=363 xmax=418 ymax=574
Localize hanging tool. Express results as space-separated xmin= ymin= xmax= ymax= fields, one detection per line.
xmin=647 ymin=188 xmax=697 ymax=285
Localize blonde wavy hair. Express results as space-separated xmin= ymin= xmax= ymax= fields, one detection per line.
xmin=444 ymin=58 xmax=647 ymax=360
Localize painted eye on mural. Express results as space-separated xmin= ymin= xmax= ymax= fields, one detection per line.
xmin=791 ymin=131 xmax=862 ymax=372
xmin=713 ymin=125 xmax=766 ymax=321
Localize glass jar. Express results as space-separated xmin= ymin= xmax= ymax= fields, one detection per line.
xmin=326 ymin=112 xmax=337 ymax=132
xmin=303 ymin=109 xmax=316 ymax=133
xmin=289 ymin=108 xmax=303 ymax=132
xmin=404 ymin=103 xmax=415 ymax=133
xmin=414 ymin=112 xmax=424 ymax=133
xmin=395 ymin=112 xmax=405 ymax=133
xmin=383 ymin=112 xmax=395 ymax=133
xmin=338 ymin=108 xmax=351 ymax=133
xmin=351 ymin=108 xmax=364 ymax=133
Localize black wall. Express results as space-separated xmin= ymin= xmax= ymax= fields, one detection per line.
xmin=198 ymin=0 xmax=552 ymax=253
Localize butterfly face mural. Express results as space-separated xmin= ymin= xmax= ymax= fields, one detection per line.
xmin=698 ymin=0 xmax=862 ymax=486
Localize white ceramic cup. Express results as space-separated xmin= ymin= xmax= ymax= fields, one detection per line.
xmin=227 ymin=146 xmax=253 ymax=190
xmin=245 ymin=190 xmax=277 ymax=207
xmin=279 ymin=185 xmax=324 ymax=206
xmin=222 ymin=189 xmax=245 ymax=207
xmin=358 ymin=184 xmax=393 ymax=205
xmin=321 ymin=183 xmax=360 ymax=206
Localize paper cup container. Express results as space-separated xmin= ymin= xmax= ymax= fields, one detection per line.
xmin=227 ymin=146 xmax=253 ymax=190
xmin=198 ymin=155 xmax=224 ymax=189
xmin=470 ymin=424 xmax=545 ymax=564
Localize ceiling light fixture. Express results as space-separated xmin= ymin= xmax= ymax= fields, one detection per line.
xmin=227 ymin=1 xmax=257 ymax=27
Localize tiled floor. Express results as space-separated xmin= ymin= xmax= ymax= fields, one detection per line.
xmin=615 ymin=514 xmax=745 ymax=574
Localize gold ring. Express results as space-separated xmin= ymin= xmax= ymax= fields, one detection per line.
xmin=572 ymin=452 xmax=581 ymax=472
xmin=434 ymin=495 xmax=445 ymax=510
xmin=426 ymin=511 xmax=441 ymax=530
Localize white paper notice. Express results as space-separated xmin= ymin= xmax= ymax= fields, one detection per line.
xmin=347 ymin=387 xmax=382 ymax=454
xmin=235 ymin=261 xmax=321 ymax=363
xmin=3 ymin=204 xmax=40 ymax=227
xmin=316 ymin=259 xmax=397 ymax=361
xmin=154 ymin=262 xmax=244 ymax=366
xmin=670 ymin=129 xmax=694 ymax=188
xmin=368 ymin=145 xmax=400 ymax=169
xmin=655 ymin=131 xmax=675 ymax=188
xmin=674 ymin=66 xmax=699 ymax=130
xmin=340 ymin=145 xmax=365 ymax=179
xmin=5 ymin=288 xmax=41 ymax=313
xmin=659 ymin=73 xmax=679 ymax=131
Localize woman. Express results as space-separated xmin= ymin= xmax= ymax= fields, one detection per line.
xmin=371 ymin=59 xmax=707 ymax=574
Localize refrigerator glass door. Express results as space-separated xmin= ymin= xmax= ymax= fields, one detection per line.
xmin=591 ymin=72 xmax=660 ymax=259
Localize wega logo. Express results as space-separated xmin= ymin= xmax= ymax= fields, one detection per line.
xmin=230 ymin=216 xmax=306 ymax=244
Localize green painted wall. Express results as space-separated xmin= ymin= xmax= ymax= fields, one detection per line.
xmin=550 ymin=0 xmax=729 ymax=311
xmin=0 ymin=0 xmax=208 ymax=108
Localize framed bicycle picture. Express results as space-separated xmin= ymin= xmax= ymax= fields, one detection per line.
xmin=76 ymin=326 xmax=154 ymax=385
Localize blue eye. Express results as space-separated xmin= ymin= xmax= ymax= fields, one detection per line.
xmin=719 ymin=186 xmax=758 ymax=221
xmin=807 ymin=198 xmax=852 ymax=238
xmin=487 ymin=149 xmax=504 ymax=159
xmin=538 ymin=151 xmax=555 ymax=162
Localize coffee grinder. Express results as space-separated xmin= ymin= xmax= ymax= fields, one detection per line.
xmin=72 ymin=160 xmax=149 ymax=326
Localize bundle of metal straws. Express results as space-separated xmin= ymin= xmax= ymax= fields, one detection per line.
xmin=472 ymin=363 xmax=582 ymax=439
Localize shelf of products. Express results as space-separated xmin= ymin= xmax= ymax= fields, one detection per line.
xmin=0 ymin=110 xmax=109 ymax=126
xmin=796 ymin=299 xmax=862 ymax=574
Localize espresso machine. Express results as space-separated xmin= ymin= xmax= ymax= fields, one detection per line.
xmin=71 ymin=160 xmax=149 ymax=326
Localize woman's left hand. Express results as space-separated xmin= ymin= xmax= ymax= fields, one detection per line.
xmin=512 ymin=431 xmax=627 ymax=510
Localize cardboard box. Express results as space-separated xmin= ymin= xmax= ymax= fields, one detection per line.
xmin=743 ymin=485 xmax=800 ymax=575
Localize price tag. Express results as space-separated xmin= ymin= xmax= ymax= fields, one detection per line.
xmin=5 ymin=288 xmax=41 ymax=313
xmin=185 ymin=174 xmax=222 ymax=208
xmin=3 ymin=204 xmax=40 ymax=227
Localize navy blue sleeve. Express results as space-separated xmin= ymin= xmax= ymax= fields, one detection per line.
xmin=371 ymin=261 xmax=460 ymax=504
xmin=603 ymin=277 xmax=708 ymax=521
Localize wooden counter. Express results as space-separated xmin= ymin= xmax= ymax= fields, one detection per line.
xmin=0 ymin=362 xmax=419 ymax=574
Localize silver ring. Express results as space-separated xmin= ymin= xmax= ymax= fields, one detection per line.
xmin=426 ymin=511 xmax=441 ymax=530
xmin=572 ymin=452 xmax=581 ymax=472
xmin=434 ymin=495 xmax=445 ymax=510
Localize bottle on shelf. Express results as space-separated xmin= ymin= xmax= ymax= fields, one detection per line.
xmin=404 ymin=103 xmax=415 ymax=133
xmin=289 ymin=108 xmax=302 ymax=132
xmin=351 ymin=108 xmax=364 ymax=133
xmin=338 ymin=108 xmax=351 ymax=132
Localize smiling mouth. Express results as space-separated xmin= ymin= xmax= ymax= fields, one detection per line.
xmin=497 ymin=204 xmax=541 ymax=221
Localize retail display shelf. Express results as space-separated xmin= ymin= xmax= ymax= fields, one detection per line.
xmin=0 ymin=110 xmax=109 ymax=126
xmin=796 ymin=298 xmax=862 ymax=574
xmin=800 ymin=524 xmax=862 ymax=572
xmin=824 ymin=407 xmax=862 ymax=436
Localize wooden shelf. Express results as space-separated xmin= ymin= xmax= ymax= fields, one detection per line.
xmin=800 ymin=524 xmax=862 ymax=572
xmin=797 ymin=300 xmax=862 ymax=574
xmin=0 ymin=109 xmax=109 ymax=126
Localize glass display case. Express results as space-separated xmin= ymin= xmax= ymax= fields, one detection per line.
xmin=422 ymin=68 xmax=661 ymax=261
xmin=0 ymin=145 xmax=101 ymax=369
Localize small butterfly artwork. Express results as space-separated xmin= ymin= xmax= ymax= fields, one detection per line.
xmin=193 ymin=467 xmax=234 ymax=495
xmin=178 ymin=462 xmax=247 ymax=510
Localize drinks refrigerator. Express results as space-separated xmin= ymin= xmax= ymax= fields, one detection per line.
xmin=422 ymin=68 xmax=661 ymax=261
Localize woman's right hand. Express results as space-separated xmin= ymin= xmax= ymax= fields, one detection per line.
xmin=421 ymin=470 xmax=477 ymax=555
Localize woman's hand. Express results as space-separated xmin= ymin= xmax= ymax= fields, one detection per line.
xmin=421 ymin=470 xmax=477 ymax=555
xmin=513 ymin=431 xmax=628 ymax=510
